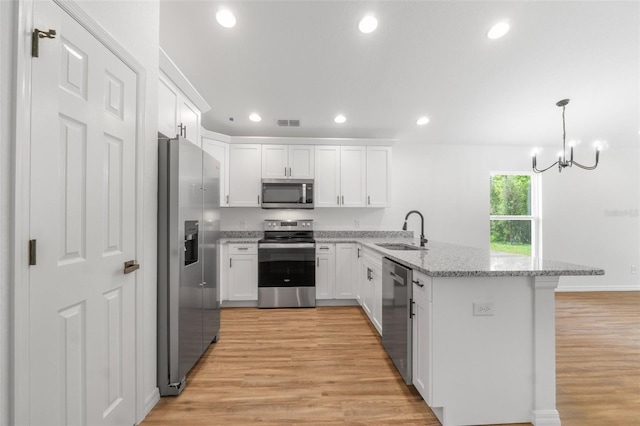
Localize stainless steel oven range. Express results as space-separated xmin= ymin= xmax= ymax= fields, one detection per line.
xmin=258 ymin=220 xmax=316 ymax=308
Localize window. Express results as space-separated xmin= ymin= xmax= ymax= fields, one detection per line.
xmin=490 ymin=173 xmax=539 ymax=256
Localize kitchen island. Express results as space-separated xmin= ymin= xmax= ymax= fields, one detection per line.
xmin=355 ymin=239 xmax=603 ymax=426
xmin=221 ymin=234 xmax=603 ymax=425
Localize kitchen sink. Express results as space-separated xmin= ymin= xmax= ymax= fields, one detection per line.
xmin=375 ymin=243 xmax=426 ymax=251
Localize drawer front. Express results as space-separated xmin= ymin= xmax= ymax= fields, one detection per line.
xmin=229 ymin=244 xmax=258 ymax=255
xmin=412 ymin=271 xmax=432 ymax=302
xmin=316 ymin=243 xmax=335 ymax=254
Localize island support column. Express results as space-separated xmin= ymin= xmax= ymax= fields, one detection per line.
xmin=532 ymin=276 xmax=561 ymax=425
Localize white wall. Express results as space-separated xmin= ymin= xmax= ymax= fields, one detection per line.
xmin=1 ymin=1 xmax=160 ymax=424
xmin=221 ymin=140 xmax=640 ymax=291
xmin=542 ymin=144 xmax=639 ymax=290
xmin=0 ymin=2 xmax=16 ymax=424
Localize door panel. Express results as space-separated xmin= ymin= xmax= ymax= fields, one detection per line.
xmin=29 ymin=2 xmax=137 ymax=425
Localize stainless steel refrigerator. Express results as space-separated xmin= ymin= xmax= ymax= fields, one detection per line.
xmin=157 ymin=133 xmax=220 ymax=396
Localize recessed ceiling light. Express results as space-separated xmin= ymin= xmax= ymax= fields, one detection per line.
xmin=487 ymin=22 xmax=510 ymax=39
xmin=416 ymin=116 xmax=430 ymax=126
xmin=358 ymin=15 xmax=378 ymax=34
xmin=216 ymin=9 xmax=236 ymax=28
xmin=334 ymin=114 xmax=347 ymax=124
xmin=249 ymin=113 xmax=261 ymax=122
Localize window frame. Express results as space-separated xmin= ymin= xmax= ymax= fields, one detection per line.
xmin=489 ymin=171 xmax=541 ymax=258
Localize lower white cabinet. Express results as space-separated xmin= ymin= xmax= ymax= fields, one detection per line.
xmin=316 ymin=243 xmax=361 ymax=302
xmin=412 ymin=271 xmax=433 ymax=404
xmin=315 ymin=243 xmax=335 ymax=299
xmin=335 ymin=243 xmax=358 ymax=299
xmin=362 ymin=248 xmax=382 ymax=334
xmin=227 ymin=244 xmax=258 ymax=301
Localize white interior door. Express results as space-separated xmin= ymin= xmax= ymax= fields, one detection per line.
xmin=28 ymin=1 xmax=137 ymax=425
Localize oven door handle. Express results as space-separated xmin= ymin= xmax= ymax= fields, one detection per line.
xmin=258 ymin=243 xmax=316 ymax=249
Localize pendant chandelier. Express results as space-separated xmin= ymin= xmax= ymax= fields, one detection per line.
xmin=532 ymin=99 xmax=600 ymax=173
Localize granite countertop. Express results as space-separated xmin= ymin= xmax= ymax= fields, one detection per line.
xmin=356 ymin=239 xmax=605 ymax=278
xmin=220 ymin=232 xmax=604 ymax=278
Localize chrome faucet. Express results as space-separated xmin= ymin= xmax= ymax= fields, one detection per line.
xmin=402 ymin=210 xmax=428 ymax=247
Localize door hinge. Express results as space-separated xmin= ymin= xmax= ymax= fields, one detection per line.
xmin=29 ymin=239 xmax=37 ymax=266
xmin=32 ymin=28 xmax=57 ymax=58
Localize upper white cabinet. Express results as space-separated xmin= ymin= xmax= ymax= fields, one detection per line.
xmin=159 ymin=72 xmax=201 ymax=142
xmin=262 ymin=145 xmax=314 ymax=179
xmin=366 ymin=146 xmax=391 ymax=207
xmin=202 ymin=133 xmax=230 ymax=207
xmin=314 ymin=146 xmax=341 ymax=207
xmin=158 ymin=48 xmax=210 ymax=145
xmin=229 ymin=144 xmax=262 ymax=207
xmin=340 ymin=146 xmax=367 ymax=207
xmin=314 ymin=146 xmax=367 ymax=208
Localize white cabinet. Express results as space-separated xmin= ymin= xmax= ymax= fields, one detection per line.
xmin=412 ymin=271 xmax=433 ymax=404
xmin=314 ymin=146 xmax=341 ymax=207
xmin=202 ymin=136 xmax=230 ymax=207
xmin=262 ymin=145 xmax=314 ymax=179
xmin=362 ymin=248 xmax=382 ymax=335
xmin=314 ymin=146 xmax=366 ymax=207
xmin=366 ymin=146 xmax=391 ymax=207
xmin=355 ymin=244 xmax=364 ymax=304
xmin=227 ymin=244 xmax=258 ymax=301
xmin=340 ymin=146 xmax=367 ymax=207
xmin=315 ymin=243 xmax=335 ymax=300
xmin=228 ymin=145 xmax=262 ymax=206
xmin=158 ymin=72 xmax=201 ymax=144
xmin=335 ymin=243 xmax=358 ymax=299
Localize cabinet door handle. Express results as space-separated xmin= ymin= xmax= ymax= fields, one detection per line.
xmin=257 ymin=195 xmax=260 ymax=204
xmin=238 ymin=247 xmax=249 ymax=251
xmin=409 ymin=298 xmax=415 ymax=318
xmin=357 ymin=247 xmax=361 ymax=258
xmin=230 ymin=258 xmax=232 ymax=268
xmin=289 ymin=167 xmax=291 ymax=176
xmin=319 ymin=246 xmax=329 ymax=250
xmin=337 ymin=195 xmax=340 ymax=205
xmin=226 ymin=195 xmax=229 ymax=204
xmin=341 ymin=195 xmax=344 ymax=205
xmin=317 ymin=257 xmax=319 ymax=267
xmin=368 ymin=195 xmax=371 ymax=205
xmin=412 ymin=279 xmax=424 ymax=288
xmin=284 ymin=167 xmax=287 ymax=177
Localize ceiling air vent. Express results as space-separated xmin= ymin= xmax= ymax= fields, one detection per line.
xmin=277 ymin=119 xmax=300 ymax=127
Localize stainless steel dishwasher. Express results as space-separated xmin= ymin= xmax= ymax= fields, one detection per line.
xmin=382 ymin=257 xmax=413 ymax=385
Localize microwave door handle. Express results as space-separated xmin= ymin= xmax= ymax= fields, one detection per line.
xmin=302 ymin=184 xmax=306 ymax=204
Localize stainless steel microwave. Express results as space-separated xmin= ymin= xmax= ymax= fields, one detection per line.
xmin=261 ymin=179 xmax=314 ymax=209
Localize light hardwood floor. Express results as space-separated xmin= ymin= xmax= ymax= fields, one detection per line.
xmin=142 ymin=292 xmax=640 ymax=426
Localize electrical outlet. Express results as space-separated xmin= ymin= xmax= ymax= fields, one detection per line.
xmin=473 ymin=302 xmax=494 ymax=316
xmin=632 ymin=265 xmax=637 ymax=275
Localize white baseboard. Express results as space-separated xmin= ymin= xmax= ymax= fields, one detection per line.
xmin=316 ymin=299 xmax=359 ymax=306
xmin=557 ymin=284 xmax=640 ymax=292
xmin=143 ymin=388 xmax=160 ymax=418
xmin=531 ymin=409 xmax=561 ymax=425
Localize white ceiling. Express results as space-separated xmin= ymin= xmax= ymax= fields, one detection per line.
xmin=159 ymin=1 xmax=639 ymax=147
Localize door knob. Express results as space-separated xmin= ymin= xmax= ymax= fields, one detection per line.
xmin=124 ymin=260 xmax=140 ymax=274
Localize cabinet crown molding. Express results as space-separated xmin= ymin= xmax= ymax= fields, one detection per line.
xmin=160 ymin=47 xmax=211 ymax=113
